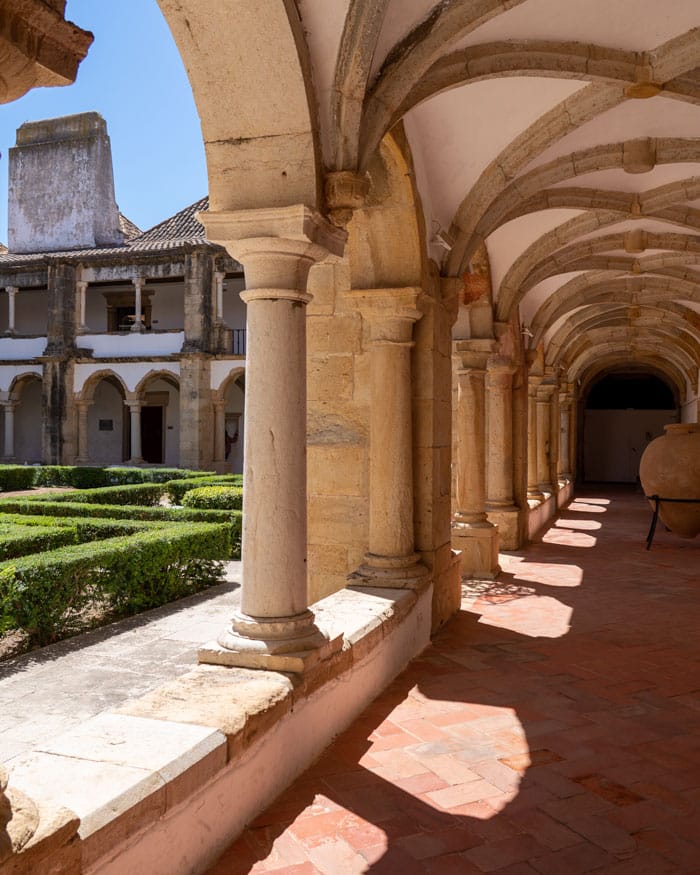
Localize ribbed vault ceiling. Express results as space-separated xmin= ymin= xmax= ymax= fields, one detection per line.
xmin=296 ymin=0 xmax=700 ymax=399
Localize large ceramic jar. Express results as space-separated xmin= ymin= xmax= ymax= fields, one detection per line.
xmin=639 ymin=423 xmax=700 ymax=538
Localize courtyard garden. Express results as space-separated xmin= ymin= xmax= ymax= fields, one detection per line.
xmin=0 ymin=465 xmax=242 ymax=658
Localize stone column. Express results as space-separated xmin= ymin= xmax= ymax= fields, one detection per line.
xmin=5 ymin=287 xmax=17 ymax=335
xmin=198 ymin=205 xmax=346 ymax=671
xmin=76 ymin=280 xmax=88 ymax=333
xmin=131 ymin=277 xmax=145 ymax=332
xmin=1 ymin=402 xmax=17 ymax=459
xmin=549 ymin=377 xmax=561 ymax=489
xmin=527 ymin=376 xmax=544 ymax=502
xmin=74 ymin=400 xmax=92 ymax=463
xmin=536 ymin=382 xmax=555 ymax=494
xmin=558 ymin=390 xmax=573 ymax=481
xmin=348 ymin=288 xmax=427 ymax=586
xmin=213 ymin=271 xmax=225 ymax=323
xmin=452 ymin=340 xmax=499 ymax=578
xmin=485 ymin=356 xmax=520 ymax=549
xmin=213 ymin=396 xmax=226 ymax=469
xmin=126 ymin=401 xmax=142 ymax=463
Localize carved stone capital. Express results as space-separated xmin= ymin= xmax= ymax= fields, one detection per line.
xmin=325 ymin=170 xmax=370 ymax=228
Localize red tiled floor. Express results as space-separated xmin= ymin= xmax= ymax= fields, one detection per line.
xmin=206 ymin=488 xmax=700 ymax=874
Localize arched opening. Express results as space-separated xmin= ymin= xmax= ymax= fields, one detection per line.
xmin=136 ymin=372 xmax=180 ymax=465
xmin=222 ymin=372 xmax=245 ymax=475
xmin=581 ymin=370 xmax=678 ymax=483
xmin=8 ymin=374 xmax=42 ymax=462
xmin=87 ymin=375 xmax=128 ymax=464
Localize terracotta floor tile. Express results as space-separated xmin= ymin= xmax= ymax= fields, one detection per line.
xmin=204 ymin=489 xmax=700 ymax=875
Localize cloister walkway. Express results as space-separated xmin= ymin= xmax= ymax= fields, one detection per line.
xmin=208 ymin=488 xmax=700 ymax=874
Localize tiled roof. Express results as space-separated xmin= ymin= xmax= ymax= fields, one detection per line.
xmin=0 ymin=197 xmax=223 ymax=267
xmin=136 ymin=197 xmax=208 ymax=242
xmin=119 ymin=213 xmax=142 ymax=241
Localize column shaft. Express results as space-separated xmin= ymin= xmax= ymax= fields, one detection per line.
xmin=349 ymin=288 xmax=425 ymax=585
xmin=3 ymin=404 xmax=16 ymax=458
xmin=536 ymin=385 xmax=555 ymax=493
xmin=452 ymin=341 xmax=500 ymax=579
xmin=131 ymin=278 xmax=144 ymax=332
xmin=527 ymin=377 xmax=544 ymax=501
xmin=75 ymin=401 xmax=91 ymax=463
xmin=76 ymin=281 xmax=88 ymax=332
xmin=486 ymin=357 xmax=517 ymax=510
xmin=559 ymin=394 xmax=572 ymax=479
xmin=213 ymin=399 xmax=226 ymax=465
xmin=195 ymin=207 xmax=346 ymax=671
xmin=127 ymin=402 xmax=142 ymax=462
xmin=6 ymin=288 xmax=17 ymax=334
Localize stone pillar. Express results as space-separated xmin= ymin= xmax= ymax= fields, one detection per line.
xmin=1 ymin=401 xmax=17 ymax=459
xmin=197 ymin=205 xmax=346 ymax=671
xmin=213 ymin=397 xmax=226 ymax=468
xmin=5 ymin=287 xmax=17 ymax=335
xmin=527 ymin=376 xmax=544 ymax=502
xmin=558 ymin=390 xmax=573 ymax=480
xmin=536 ymin=382 xmax=555 ymax=493
xmin=42 ymin=263 xmax=77 ymax=464
xmin=214 ymin=271 xmax=225 ymax=323
xmin=74 ymin=400 xmax=91 ymax=463
xmin=486 ymin=355 xmax=520 ymax=549
xmin=452 ymin=340 xmax=499 ymax=578
xmin=126 ymin=401 xmax=142 ymax=463
xmin=131 ymin=277 xmax=145 ymax=333
xmin=348 ymin=288 xmax=427 ymax=586
xmin=182 ymin=251 xmax=213 ymax=353
xmin=76 ymin=280 xmax=88 ymax=332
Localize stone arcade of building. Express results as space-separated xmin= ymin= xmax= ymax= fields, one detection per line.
xmin=1 ymin=1 xmax=699 ymax=873
xmin=0 ymin=113 xmax=246 ymax=475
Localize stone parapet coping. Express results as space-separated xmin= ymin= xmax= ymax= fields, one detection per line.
xmin=3 ymin=583 xmax=432 ymax=875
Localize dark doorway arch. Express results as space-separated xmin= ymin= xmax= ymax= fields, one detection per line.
xmin=580 ymin=370 xmax=678 ymax=483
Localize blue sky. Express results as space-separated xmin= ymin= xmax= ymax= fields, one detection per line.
xmin=0 ymin=0 xmax=207 ymax=243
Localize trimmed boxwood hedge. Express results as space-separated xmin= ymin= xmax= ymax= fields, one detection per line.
xmin=182 ymin=485 xmax=243 ymax=510
xmin=165 ymin=474 xmax=243 ymax=504
xmin=0 ymin=500 xmax=242 ymax=559
xmin=0 ymin=515 xmax=156 ymax=560
xmin=0 ymin=465 xmax=211 ymax=493
xmin=0 ymin=466 xmax=36 ymax=493
xmin=20 ymin=482 xmax=164 ymax=506
xmin=0 ymin=522 xmax=231 ymax=644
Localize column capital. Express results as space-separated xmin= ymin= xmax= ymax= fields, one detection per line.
xmin=486 ymin=355 xmax=516 ymax=388
xmin=537 ymin=381 xmax=557 ymax=401
xmin=325 ymin=170 xmax=370 ymax=228
xmin=74 ymin=398 xmax=92 ymax=410
xmin=0 ymin=399 xmax=18 ymax=410
xmin=132 ymin=276 xmax=144 ymax=289
xmin=199 ymin=204 xmax=346 ymax=287
xmin=453 ymin=338 xmax=496 ymax=372
xmin=75 ymin=280 xmax=88 ymax=291
xmin=347 ymin=287 xmax=423 ymax=342
xmin=4 ymin=286 xmax=18 ymax=296
xmin=125 ymin=399 xmax=142 ymax=411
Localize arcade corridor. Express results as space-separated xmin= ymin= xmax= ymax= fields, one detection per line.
xmin=208 ymin=489 xmax=700 ymax=874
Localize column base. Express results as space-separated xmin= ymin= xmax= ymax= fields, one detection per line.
xmin=199 ymin=608 xmax=341 ymax=672
xmin=348 ymin=552 xmax=429 ymax=589
xmin=527 ymin=487 xmax=545 ymax=503
xmin=485 ymin=505 xmax=521 ymax=550
xmin=451 ymin=521 xmax=500 ymax=579
xmin=127 ymin=457 xmax=143 ymax=466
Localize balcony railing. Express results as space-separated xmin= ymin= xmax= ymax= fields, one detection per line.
xmin=232 ymin=328 xmax=246 ymax=356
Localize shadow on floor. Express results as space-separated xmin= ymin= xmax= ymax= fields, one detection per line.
xmin=208 ymin=489 xmax=700 ymax=873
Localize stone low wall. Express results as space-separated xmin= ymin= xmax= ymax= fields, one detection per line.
xmin=2 ymin=583 xmax=432 ymax=875
xmin=527 ymin=480 xmax=574 ymax=541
